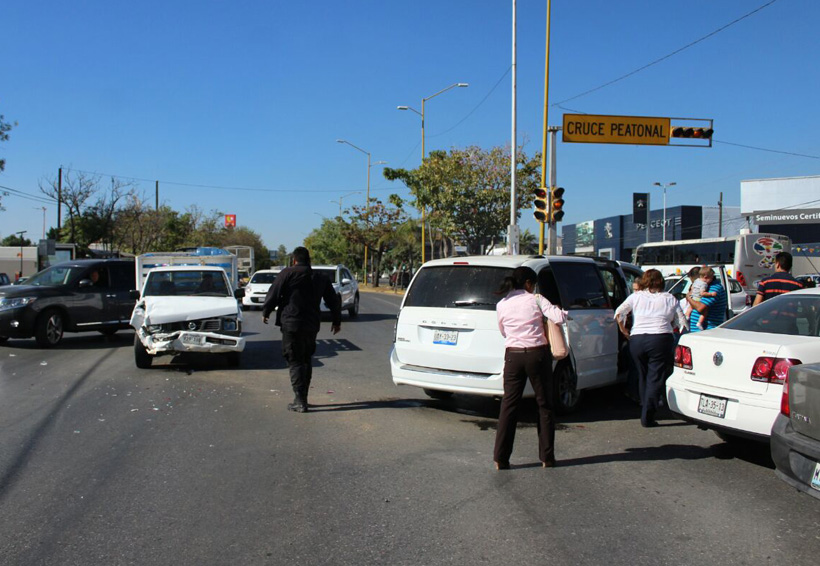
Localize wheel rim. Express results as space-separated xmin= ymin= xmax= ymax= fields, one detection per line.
xmin=46 ymin=314 xmax=63 ymax=344
xmin=558 ymin=367 xmax=579 ymax=408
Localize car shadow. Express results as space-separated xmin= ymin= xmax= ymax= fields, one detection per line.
xmin=0 ymin=331 xmax=136 ymax=351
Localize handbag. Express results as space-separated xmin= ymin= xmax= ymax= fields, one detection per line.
xmin=536 ymin=295 xmax=569 ymax=360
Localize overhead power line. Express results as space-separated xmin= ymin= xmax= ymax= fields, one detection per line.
xmin=0 ymin=184 xmax=56 ymax=205
xmin=552 ymin=0 xmax=781 ymax=106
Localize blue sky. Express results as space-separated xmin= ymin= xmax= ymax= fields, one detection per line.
xmin=1 ymin=0 xmax=817 ymax=250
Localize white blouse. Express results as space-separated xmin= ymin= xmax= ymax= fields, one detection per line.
xmin=614 ymin=290 xmax=688 ymax=335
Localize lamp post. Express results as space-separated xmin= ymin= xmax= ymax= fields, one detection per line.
xmin=16 ymin=230 xmax=27 ymax=280
xmin=337 ymin=139 xmax=382 ymax=284
xmin=398 ymin=82 xmax=468 ymax=263
xmin=652 ymin=182 xmax=677 ymax=241
xmin=330 ymin=191 xmax=361 ymax=218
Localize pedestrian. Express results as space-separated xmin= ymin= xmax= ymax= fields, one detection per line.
xmin=615 ymin=269 xmax=688 ymax=428
xmin=494 ymin=266 xmax=567 ymax=470
xmin=753 ymin=251 xmax=803 ymax=306
xmin=262 ymin=246 xmax=341 ymax=413
xmin=684 ymin=266 xmax=728 ymax=332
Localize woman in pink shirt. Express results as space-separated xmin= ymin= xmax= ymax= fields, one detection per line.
xmin=494 ymin=266 xmax=567 ymax=470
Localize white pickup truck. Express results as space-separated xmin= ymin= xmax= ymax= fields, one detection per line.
xmin=130 ymin=250 xmax=246 ymax=368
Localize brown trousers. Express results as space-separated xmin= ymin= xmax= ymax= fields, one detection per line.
xmin=493 ymin=346 xmax=555 ymax=464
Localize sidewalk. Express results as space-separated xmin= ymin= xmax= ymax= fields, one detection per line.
xmin=359 ymin=283 xmax=405 ymax=296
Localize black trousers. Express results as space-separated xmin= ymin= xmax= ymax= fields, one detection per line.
xmin=494 ymin=346 xmax=555 ymax=464
xmin=629 ymin=333 xmax=674 ymax=426
xmin=281 ymin=328 xmax=318 ymax=404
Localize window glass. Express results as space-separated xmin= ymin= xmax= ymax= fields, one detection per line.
xmin=404 ymin=265 xmax=513 ymax=310
xmin=536 ymin=268 xmax=561 ymax=307
xmin=550 ymin=262 xmax=610 ymax=310
xmin=598 ymin=267 xmax=626 ymax=308
xmin=25 ymin=265 xmax=84 ymax=287
xmin=622 ymin=268 xmax=642 ymax=293
xmin=314 ymin=268 xmax=338 ymax=284
xmin=341 ymin=268 xmax=352 ymax=281
xmin=722 ymin=295 xmax=820 ymax=336
xmin=729 ymin=279 xmax=743 ymax=293
xmin=109 ymin=263 xmax=136 ymax=290
xmin=251 ymin=272 xmax=277 ymax=284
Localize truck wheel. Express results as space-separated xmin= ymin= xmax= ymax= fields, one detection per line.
xmin=553 ymin=361 xmax=582 ymax=415
xmin=134 ymin=335 xmax=153 ymax=369
xmin=348 ymin=293 xmax=359 ymax=318
xmin=35 ymin=309 xmax=65 ymax=347
xmin=225 ymin=352 xmax=241 ymax=367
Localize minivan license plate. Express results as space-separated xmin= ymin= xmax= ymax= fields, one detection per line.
xmin=811 ymin=463 xmax=820 ymax=492
xmin=698 ymin=394 xmax=727 ymax=418
xmin=433 ymin=330 xmax=458 ymax=346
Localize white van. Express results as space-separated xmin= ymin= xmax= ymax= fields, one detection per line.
xmin=390 ymin=255 xmax=639 ymax=413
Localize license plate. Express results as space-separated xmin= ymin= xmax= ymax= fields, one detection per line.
xmin=433 ymin=329 xmax=458 ymax=346
xmin=182 ymin=334 xmax=205 ymax=346
xmin=698 ymin=394 xmax=727 ymax=418
xmin=811 ymin=463 xmax=820 ymax=492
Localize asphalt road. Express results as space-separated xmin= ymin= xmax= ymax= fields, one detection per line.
xmin=1 ymin=291 xmax=818 ymax=566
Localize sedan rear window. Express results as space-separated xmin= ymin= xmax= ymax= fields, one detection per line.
xmin=251 ymin=272 xmax=277 ymax=284
xmin=404 ymin=266 xmax=513 ymax=310
xmin=722 ymin=294 xmax=820 ymax=337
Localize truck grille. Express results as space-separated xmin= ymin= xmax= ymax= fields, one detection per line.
xmin=162 ymin=318 xmax=221 ymax=332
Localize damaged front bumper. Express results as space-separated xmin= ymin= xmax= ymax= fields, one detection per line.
xmin=137 ymin=328 xmax=245 ymax=356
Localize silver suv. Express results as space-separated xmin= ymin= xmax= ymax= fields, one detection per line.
xmin=390 ymin=255 xmax=638 ymax=413
xmin=312 ymin=264 xmax=359 ymax=318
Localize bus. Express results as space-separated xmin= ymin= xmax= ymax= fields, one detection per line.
xmin=633 ymin=231 xmax=791 ymax=291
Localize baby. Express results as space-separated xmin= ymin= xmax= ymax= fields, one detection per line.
xmin=687 ymin=272 xmax=717 ymax=330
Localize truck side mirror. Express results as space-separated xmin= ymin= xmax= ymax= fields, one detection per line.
xmin=234 ymin=288 xmax=245 ymax=299
xmin=129 ymin=289 xmax=141 ymax=300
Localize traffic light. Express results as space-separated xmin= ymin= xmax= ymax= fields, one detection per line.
xmin=671 ymin=126 xmax=713 ymax=139
xmin=533 ymin=187 xmax=548 ymax=223
xmin=550 ymin=187 xmax=565 ymax=223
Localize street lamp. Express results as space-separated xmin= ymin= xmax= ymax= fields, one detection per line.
xmin=337 ymin=139 xmax=384 ymax=285
xmin=15 ymin=230 xmax=27 ymax=280
xmin=652 ymin=182 xmax=677 ymax=241
xmin=398 ymin=82 xmax=469 ymax=263
xmin=330 ymin=191 xmax=361 ymax=218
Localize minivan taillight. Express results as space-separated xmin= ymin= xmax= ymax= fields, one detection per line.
xmin=780 ymin=372 xmax=790 ymax=416
xmin=750 ymin=356 xmax=801 ymax=384
xmin=736 ymin=271 xmax=747 ymax=287
xmin=674 ymin=345 xmax=692 ymax=369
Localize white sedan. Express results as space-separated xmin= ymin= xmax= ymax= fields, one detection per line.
xmin=241 ymin=268 xmax=283 ymax=310
xmin=666 ymin=287 xmax=820 ymax=441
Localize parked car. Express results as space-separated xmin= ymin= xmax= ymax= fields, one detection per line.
xmin=241 ymin=268 xmax=283 ymax=310
xmin=390 ymin=255 xmax=638 ymax=413
xmin=0 ymin=272 xmax=10 ymax=287
xmin=666 ymin=287 xmax=820 ymax=441
xmin=312 ymin=264 xmax=359 ymax=318
xmin=666 ymin=268 xmax=749 ymax=317
xmin=771 ymin=362 xmax=820 ymax=500
xmin=796 ymin=274 xmax=819 ymax=289
xmin=0 ymin=259 xmax=137 ymax=347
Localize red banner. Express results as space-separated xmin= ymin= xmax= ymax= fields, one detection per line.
xmin=225 ymin=214 xmax=236 ymax=228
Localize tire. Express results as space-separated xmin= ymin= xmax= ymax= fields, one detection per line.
xmin=553 ymin=361 xmax=583 ymax=415
xmin=423 ymin=388 xmax=454 ymax=401
xmin=348 ymin=293 xmax=359 ymax=318
xmin=134 ymin=335 xmax=153 ymax=369
xmin=35 ymin=309 xmax=65 ymax=347
xmin=225 ymin=352 xmax=241 ymax=368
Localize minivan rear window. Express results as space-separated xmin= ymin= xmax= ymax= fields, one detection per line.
xmin=550 ymin=262 xmax=610 ymax=310
xmin=403 ymin=265 xmax=514 ymax=310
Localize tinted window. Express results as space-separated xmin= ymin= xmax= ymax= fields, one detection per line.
xmin=537 ymin=268 xmax=561 ymax=307
xmin=550 ymin=262 xmax=610 ymax=309
xmin=251 ymin=272 xmax=278 ymax=284
xmin=404 ymin=265 xmax=513 ymax=310
xmin=598 ymin=266 xmax=627 ymax=308
xmin=109 ymin=263 xmax=136 ymax=290
xmin=722 ymin=294 xmax=820 ymax=336
xmin=314 ymin=268 xmax=337 ymax=284
xmin=341 ymin=268 xmax=353 ymax=281
xmin=25 ymin=265 xmax=85 ymax=286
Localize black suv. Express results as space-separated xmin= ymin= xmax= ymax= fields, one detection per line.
xmin=0 ymin=259 xmax=137 ymax=347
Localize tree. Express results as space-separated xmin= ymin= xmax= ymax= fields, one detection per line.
xmin=384 ymin=145 xmax=541 ymax=255
xmin=1 ymin=234 xmax=32 ymax=247
xmin=343 ymin=198 xmax=408 ymax=287
xmin=0 ymin=110 xmax=17 ymax=210
xmin=304 ymin=217 xmax=360 ymax=269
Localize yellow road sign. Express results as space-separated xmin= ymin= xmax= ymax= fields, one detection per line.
xmin=562 ymin=114 xmax=671 ymax=145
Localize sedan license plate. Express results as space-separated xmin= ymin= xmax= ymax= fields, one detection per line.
xmin=811 ymin=463 xmax=820 ymax=492
xmin=182 ymin=334 xmax=205 ymax=346
xmin=433 ymin=329 xmax=458 ymax=346
xmin=698 ymin=394 xmax=727 ymax=418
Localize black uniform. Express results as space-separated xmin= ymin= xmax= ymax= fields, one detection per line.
xmin=262 ymin=264 xmax=341 ymax=410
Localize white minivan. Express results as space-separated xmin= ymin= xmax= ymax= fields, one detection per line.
xmin=390 ymin=255 xmax=640 ymax=413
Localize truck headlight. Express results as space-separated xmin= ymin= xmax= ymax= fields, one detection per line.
xmin=146 ymin=324 xmax=163 ymax=334
xmin=222 ymin=318 xmax=238 ymax=332
xmin=0 ymin=297 xmax=37 ymax=312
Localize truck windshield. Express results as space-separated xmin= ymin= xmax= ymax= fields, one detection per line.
xmin=144 ymin=271 xmax=231 ymax=297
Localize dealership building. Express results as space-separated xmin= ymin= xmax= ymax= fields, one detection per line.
xmin=561 ymin=175 xmax=820 ymax=274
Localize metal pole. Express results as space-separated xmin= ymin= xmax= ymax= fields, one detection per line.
xmin=155 ymin=180 xmax=159 ymax=209
xmin=538 ymin=0 xmax=552 ymax=255
xmin=365 ymin=152 xmax=371 ymax=285
xmin=508 ymin=0 xmax=518 ymax=255
xmin=662 ymin=186 xmax=667 ymax=241
xmin=16 ymin=230 xmax=27 ymax=278
xmin=548 ymin=127 xmax=558 ymax=255
xmin=421 ymin=98 xmax=426 ymax=263
xmin=57 ymin=167 xmax=62 ymax=232
xmin=718 ymin=192 xmax=723 ymax=237
xmin=646 ymin=194 xmax=651 ymax=244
